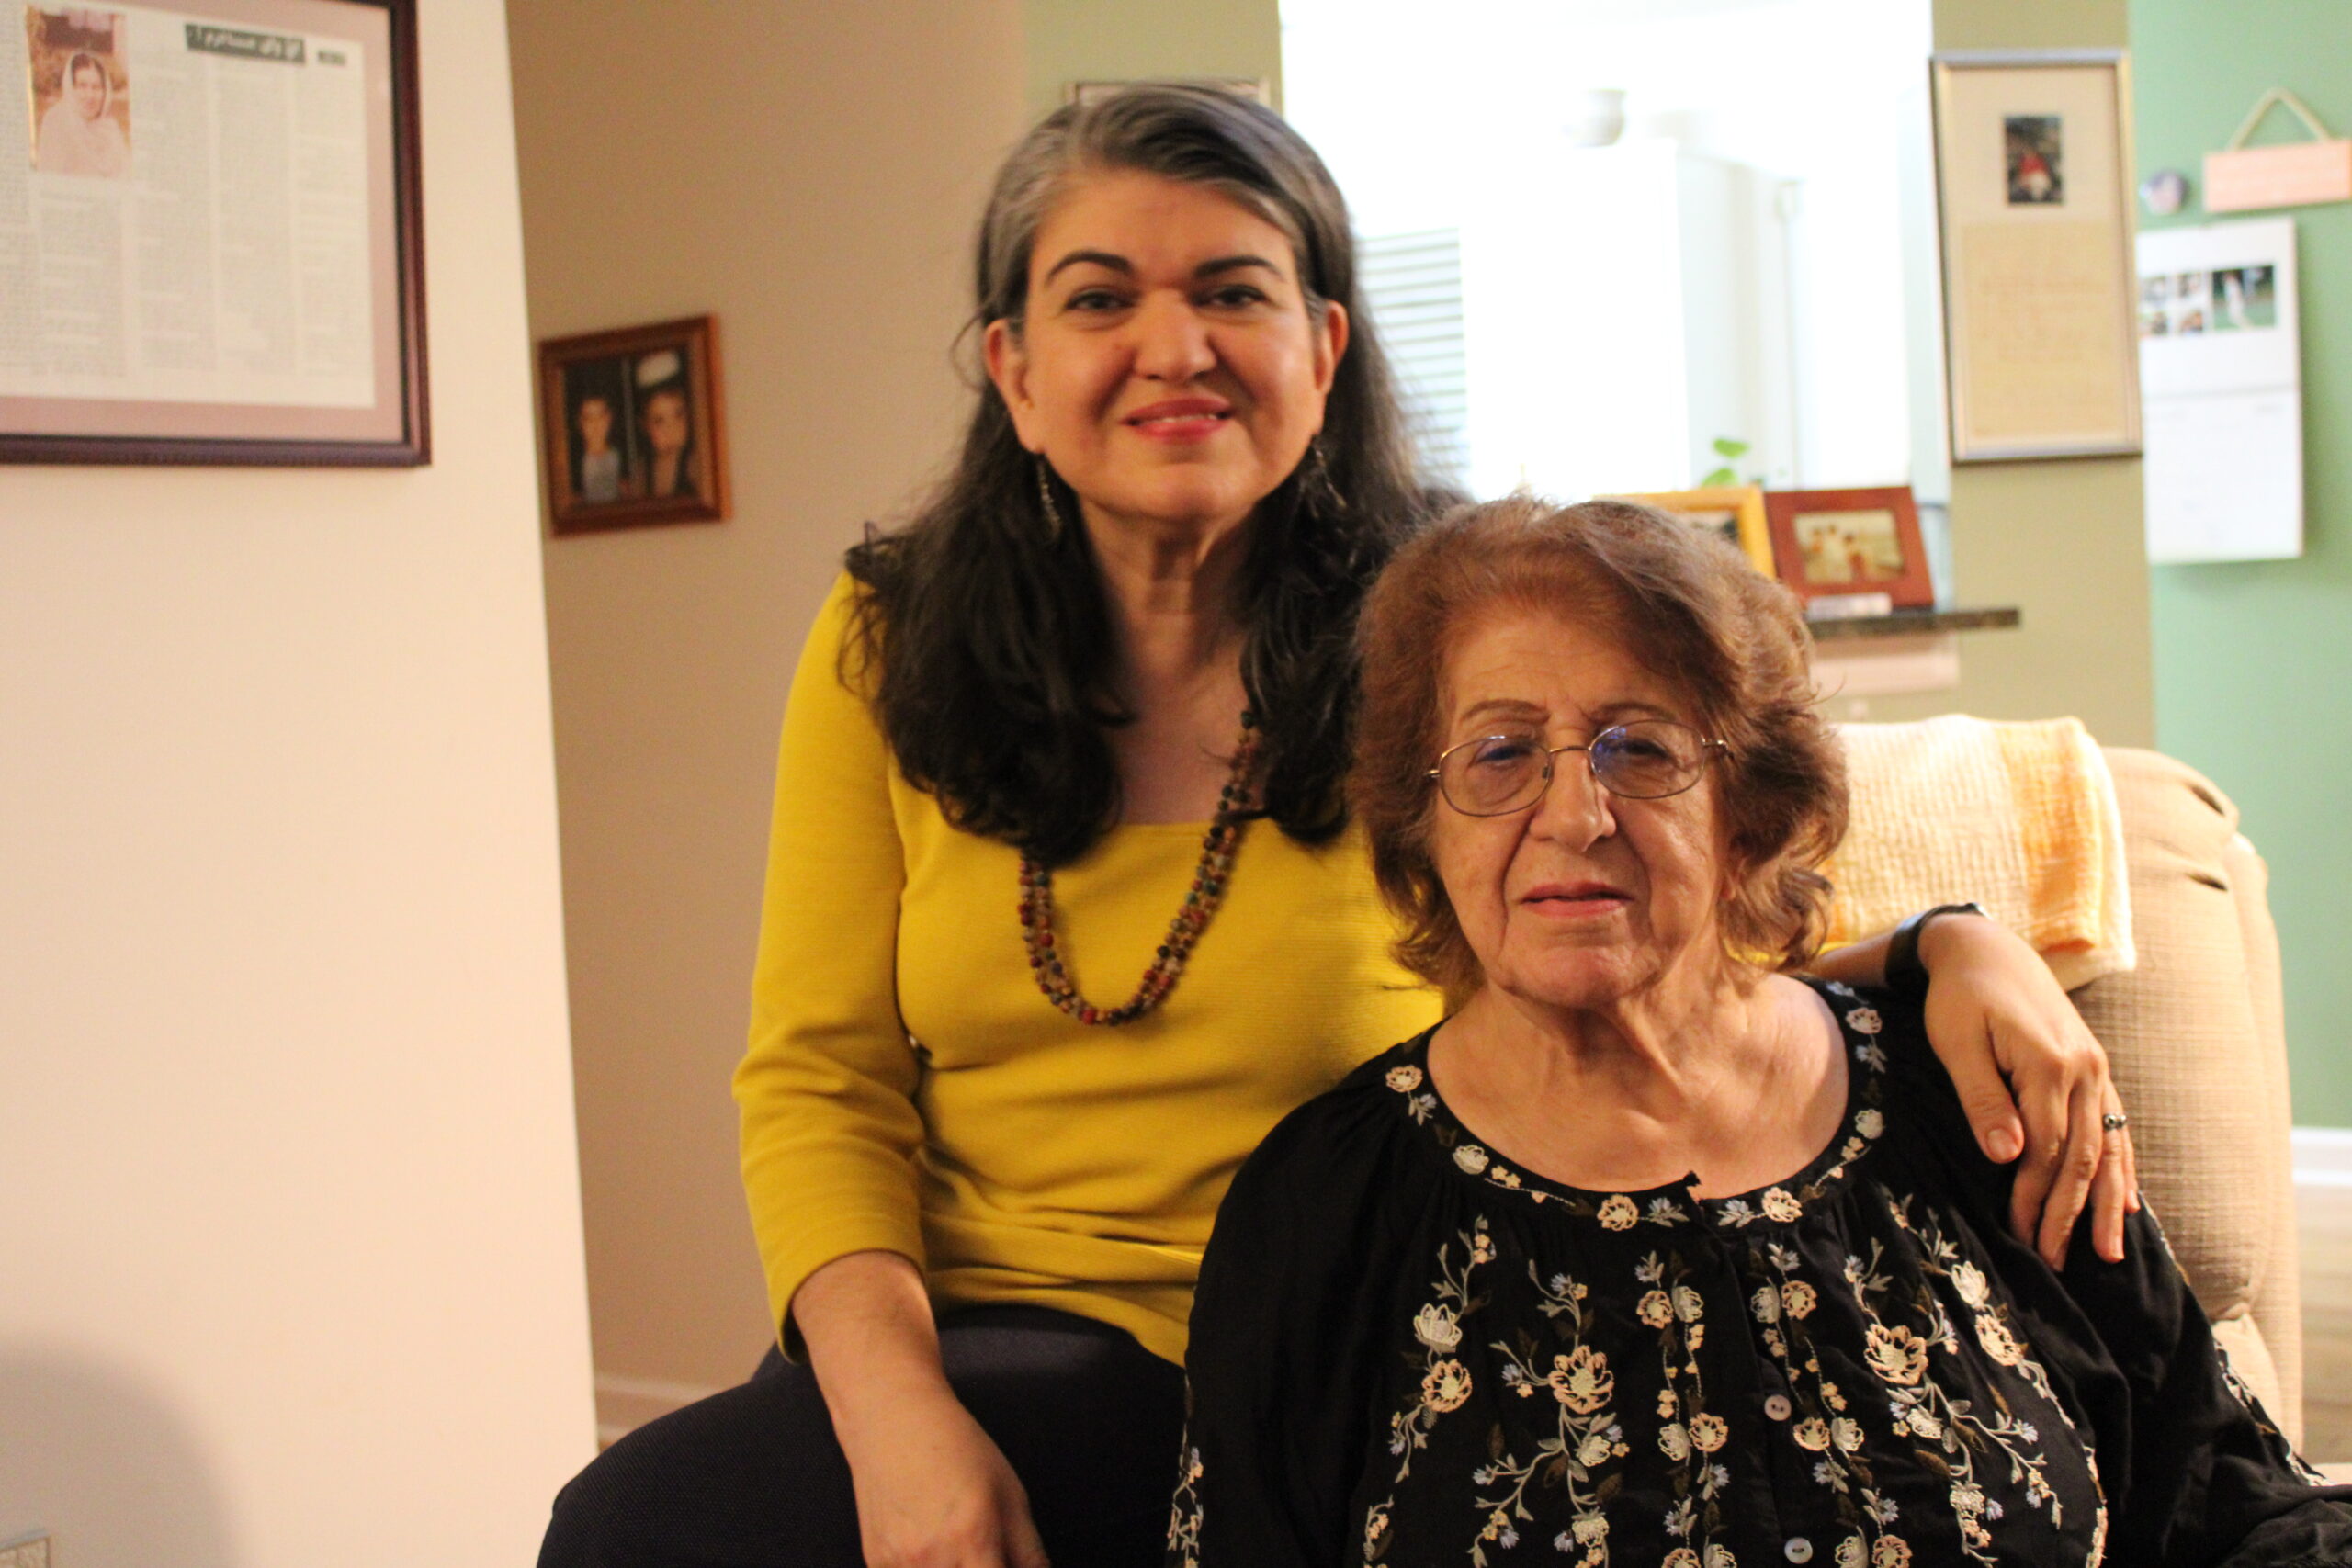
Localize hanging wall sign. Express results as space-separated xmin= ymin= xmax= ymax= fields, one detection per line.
xmin=2205 ymin=89 xmax=2352 ymax=214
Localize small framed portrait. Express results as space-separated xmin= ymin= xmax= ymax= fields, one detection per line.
xmin=28 ymin=7 xmax=131 ymax=180
xmin=1607 ymin=487 xmax=1775 ymax=576
xmin=537 ymin=315 xmax=729 ymax=535
xmin=2004 ymin=114 xmax=2064 ymax=205
xmin=1764 ymin=487 xmax=1934 ymax=609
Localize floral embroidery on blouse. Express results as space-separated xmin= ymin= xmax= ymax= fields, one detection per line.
xmin=2213 ymin=1339 xmax=2334 ymax=1486
xmin=1751 ymin=1235 xmax=1905 ymax=1568
xmin=1385 ymin=1067 xmax=1685 ymax=1225
xmin=1167 ymin=1440 xmax=1205 ymax=1567
xmin=1643 ymin=1249 xmax=1733 ymax=1566
xmin=1296 ymin=987 xmax=2178 ymax=1568
xmin=1364 ymin=1218 xmax=1498 ymax=1560
xmin=1850 ymin=1198 xmax=2102 ymax=1565
xmin=1476 ymin=1263 xmax=1625 ymax=1566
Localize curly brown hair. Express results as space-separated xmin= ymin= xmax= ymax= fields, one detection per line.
xmin=1349 ymin=495 xmax=1849 ymax=998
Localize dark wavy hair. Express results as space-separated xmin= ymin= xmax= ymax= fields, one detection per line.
xmin=842 ymin=84 xmax=1428 ymax=867
xmin=1351 ymin=496 xmax=1850 ymax=998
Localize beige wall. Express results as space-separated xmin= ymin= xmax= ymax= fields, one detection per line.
xmin=1024 ymin=0 xmax=1284 ymax=118
xmin=0 ymin=1 xmax=595 ymax=1562
xmin=1860 ymin=0 xmax=2155 ymax=744
xmin=509 ymin=0 xmax=1028 ymax=1409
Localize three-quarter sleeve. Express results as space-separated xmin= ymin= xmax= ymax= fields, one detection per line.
xmin=1172 ymin=1101 xmax=1398 ymax=1568
xmin=2049 ymin=1206 xmax=2352 ymax=1566
xmin=734 ymin=575 xmax=928 ymax=1348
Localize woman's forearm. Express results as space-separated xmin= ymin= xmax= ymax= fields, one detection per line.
xmin=1807 ymin=910 xmax=1983 ymax=989
xmin=794 ymin=1250 xmax=1051 ymax=1567
xmin=1804 ymin=928 xmax=1893 ymax=987
xmin=797 ymin=1249 xmax=955 ymax=1434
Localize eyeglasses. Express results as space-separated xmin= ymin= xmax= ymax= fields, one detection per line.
xmin=1428 ymin=720 xmax=1725 ymax=817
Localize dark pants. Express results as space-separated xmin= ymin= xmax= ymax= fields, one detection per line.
xmin=538 ymin=1305 xmax=1188 ymax=1568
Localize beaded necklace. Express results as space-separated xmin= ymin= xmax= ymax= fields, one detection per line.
xmin=1017 ymin=714 xmax=1261 ymax=1026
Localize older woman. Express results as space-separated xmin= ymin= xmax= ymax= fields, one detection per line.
xmin=545 ymin=89 xmax=2136 ymax=1568
xmin=1170 ymin=495 xmax=2349 ymax=1568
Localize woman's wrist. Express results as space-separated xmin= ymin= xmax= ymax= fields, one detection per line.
xmin=1887 ymin=901 xmax=1991 ymax=1004
xmin=797 ymin=1250 xmax=955 ymax=1438
xmin=1914 ymin=902 xmax=2001 ymax=970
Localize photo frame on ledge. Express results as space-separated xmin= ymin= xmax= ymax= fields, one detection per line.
xmin=1764 ymin=487 xmax=1935 ymax=611
xmin=537 ymin=315 xmax=729 ymax=536
xmin=1609 ymin=487 xmax=1776 ymax=576
xmin=1929 ymin=49 xmax=2142 ymax=463
xmin=2 ymin=0 xmax=427 ymax=466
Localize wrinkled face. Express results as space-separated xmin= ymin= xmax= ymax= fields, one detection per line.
xmin=983 ymin=169 xmax=1346 ymax=547
xmin=641 ymin=389 xmax=687 ymax=456
xmin=576 ymin=396 xmax=613 ymax=451
xmin=1430 ymin=605 xmax=1729 ymax=1013
xmin=71 ymin=60 xmax=106 ymax=119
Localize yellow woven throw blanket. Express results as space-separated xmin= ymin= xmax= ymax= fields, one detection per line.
xmin=1824 ymin=716 xmax=2135 ymax=989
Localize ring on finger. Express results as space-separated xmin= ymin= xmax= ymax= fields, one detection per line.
xmin=2101 ymin=1111 xmax=2129 ymax=1133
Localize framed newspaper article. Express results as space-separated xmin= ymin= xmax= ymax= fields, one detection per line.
xmin=1929 ymin=50 xmax=2141 ymax=463
xmin=2 ymin=0 xmax=425 ymax=465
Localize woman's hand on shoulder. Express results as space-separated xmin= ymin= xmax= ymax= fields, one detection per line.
xmin=1917 ymin=913 xmax=2139 ymax=1269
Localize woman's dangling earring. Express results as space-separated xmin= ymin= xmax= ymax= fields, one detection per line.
xmin=1303 ymin=435 xmax=1347 ymax=515
xmin=1035 ymin=456 xmax=1066 ymax=541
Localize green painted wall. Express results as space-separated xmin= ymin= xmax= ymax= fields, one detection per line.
xmin=2132 ymin=0 xmax=2352 ymax=1127
xmin=1873 ymin=0 xmax=2156 ymax=748
xmin=1023 ymin=0 xmax=1283 ymax=121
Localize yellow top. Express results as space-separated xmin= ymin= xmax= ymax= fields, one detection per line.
xmin=736 ymin=576 xmax=1442 ymax=1366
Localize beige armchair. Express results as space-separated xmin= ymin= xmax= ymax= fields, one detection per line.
xmin=2066 ymin=747 xmax=2307 ymax=1446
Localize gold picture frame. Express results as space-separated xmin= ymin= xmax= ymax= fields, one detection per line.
xmin=1609 ymin=487 xmax=1775 ymax=575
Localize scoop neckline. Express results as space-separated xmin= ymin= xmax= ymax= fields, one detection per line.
xmin=1384 ymin=976 xmax=1894 ymax=1233
xmin=1104 ymin=818 xmax=1223 ymax=836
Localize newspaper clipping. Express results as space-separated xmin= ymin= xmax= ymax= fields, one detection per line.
xmin=4 ymin=3 xmax=374 ymax=410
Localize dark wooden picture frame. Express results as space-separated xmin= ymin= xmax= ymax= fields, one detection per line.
xmin=537 ymin=315 xmax=729 ymax=536
xmin=1764 ymin=487 xmax=1936 ymax=609
xmin=1 ymin=0 xmax=428 ymax=466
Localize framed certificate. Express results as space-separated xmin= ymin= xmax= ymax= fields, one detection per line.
xmin=1 ymin=0 xmax=425 ymax=465
xmin=1929 ymin=50 xmax=2141 ymax=463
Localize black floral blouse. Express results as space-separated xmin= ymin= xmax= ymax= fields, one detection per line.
xmin=1170 ymin=980 xmax=2351 ymax=1568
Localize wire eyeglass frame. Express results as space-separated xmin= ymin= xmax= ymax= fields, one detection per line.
xmin=1428 ymin=719 xmax=1728 ymax=818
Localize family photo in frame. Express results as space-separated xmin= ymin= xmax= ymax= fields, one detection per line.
xmin=1611 ymin=486 xmax=1777 ymax=576
xmin=1764 ymin=486 xmax=1936 ymax=610
xmin=537 ymin=315 xmax=730 ymax=535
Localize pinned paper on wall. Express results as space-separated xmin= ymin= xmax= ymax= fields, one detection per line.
xmin=2135 ymin=217 xmax=2302 ymax=563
